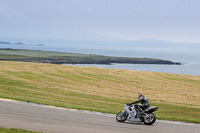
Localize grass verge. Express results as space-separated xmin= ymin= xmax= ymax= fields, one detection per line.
xmin=0 ymin=61 xmax=199 ymax=123
xmin=0 ymin=127 xmax=43 ymax=133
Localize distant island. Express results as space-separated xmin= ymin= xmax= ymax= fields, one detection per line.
xmin=0 ymin=41 xmax=45 ymax=46
xmin=0 ymin=48 xmax=181 ymax=65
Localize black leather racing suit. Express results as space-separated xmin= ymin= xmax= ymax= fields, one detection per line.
xmin=130 ymin=97 xmax=150 ymax=110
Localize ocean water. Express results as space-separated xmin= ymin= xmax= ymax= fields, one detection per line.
xmin=66 ymin=63 xmax=200 ymax=76
xmin=0 ymin=44 xmax=200 ymax=76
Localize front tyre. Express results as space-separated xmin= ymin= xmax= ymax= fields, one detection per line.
xmin=143 ymin=113 xmax=156 ymax=125
xmin=116 ymin=111 xmax=128 ymax=122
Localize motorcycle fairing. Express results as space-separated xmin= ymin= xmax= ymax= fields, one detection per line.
xmin=123 ymin=104 xmax=141 ymax=122
xmin=127 ymin=115 xmax=141 ymax=122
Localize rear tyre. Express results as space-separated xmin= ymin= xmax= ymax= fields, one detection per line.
xmin=116 ymin=111 xmax=128 ymax=122
xmin=143 ymin=113 xmax=156 ymax=125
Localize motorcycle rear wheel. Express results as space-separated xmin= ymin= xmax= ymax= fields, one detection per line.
xmin=143 ymin=113 xmax=156 ymax=125
xmin=116 ymin=111 xmax=128 ymax=122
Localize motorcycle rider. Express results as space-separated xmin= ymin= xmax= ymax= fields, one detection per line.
xmin=127 ymin=94 xmax=150 ymax=117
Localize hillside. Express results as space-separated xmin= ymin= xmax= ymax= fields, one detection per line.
xmin=0 ymin=48 xmax=181 ymax=65
xmin=0 ymin=61 xmax=199 ymax=123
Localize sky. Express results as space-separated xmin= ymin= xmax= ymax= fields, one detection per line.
xmin=0 ymin=0 xmax=200 ymax=43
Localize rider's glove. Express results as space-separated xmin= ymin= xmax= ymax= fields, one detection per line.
xmin=126 ymin=103 xmax=131 ymax=106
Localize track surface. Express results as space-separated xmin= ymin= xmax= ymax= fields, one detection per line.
xmin=0 ymin=100 xmax=199 ymax=133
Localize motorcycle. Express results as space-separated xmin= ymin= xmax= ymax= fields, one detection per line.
xmin=116 ymin=104 xmax=159 ymax=125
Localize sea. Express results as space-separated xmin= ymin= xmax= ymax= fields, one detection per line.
xmin=0 ymin=44 xmax=200 ymax=76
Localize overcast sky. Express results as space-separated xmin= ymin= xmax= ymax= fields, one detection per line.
xmin=0 ymin=0 xmax=200 ymax=43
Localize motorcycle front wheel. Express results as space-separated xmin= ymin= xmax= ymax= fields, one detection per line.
xmin=116 ymin=111 xmax=128 ymax=122
xmin=143 ymin=113 xmax=156 ymax=125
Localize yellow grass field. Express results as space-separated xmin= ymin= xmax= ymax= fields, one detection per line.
xmin=0 ymin=61 xmax=200 ymax=123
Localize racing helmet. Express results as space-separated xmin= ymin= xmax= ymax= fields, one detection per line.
xmin=138 ymin=94 xmax=144 ymax=100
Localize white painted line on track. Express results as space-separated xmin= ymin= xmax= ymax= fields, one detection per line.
xmin=0 ymin=97 xmax=199 ymax=127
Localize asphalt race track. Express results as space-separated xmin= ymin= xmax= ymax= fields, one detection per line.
xmin=0 ymin=99 xmax=199 ymax=133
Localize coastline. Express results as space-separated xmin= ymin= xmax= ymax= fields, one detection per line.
xmin=0 ymin=48 xmax=181 ymax=65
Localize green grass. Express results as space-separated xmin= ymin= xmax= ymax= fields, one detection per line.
xmin=0 ymin=127 xmax=43 ymax=133
xmin=0 ymin=61 xmax=199 ymax=123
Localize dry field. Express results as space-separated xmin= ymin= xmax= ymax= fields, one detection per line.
xmin=0 ymin=61 xmax=199 ymax=123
